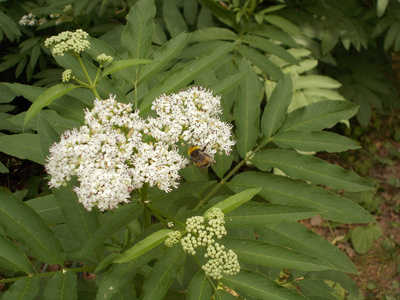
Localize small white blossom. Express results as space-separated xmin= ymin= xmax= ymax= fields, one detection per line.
xmin=44 ymin=29 xmax=90 ymax=56
xmin=165 ymin=231 xmax=182 ymax=247
xmin=97 ymin=53 xmax=113 ymax=63
xmin=19 ymin=13 xmax=47 ymax=26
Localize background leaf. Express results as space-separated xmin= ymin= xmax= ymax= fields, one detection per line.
xmin=43 ymin=270 xmax=77 ymax=300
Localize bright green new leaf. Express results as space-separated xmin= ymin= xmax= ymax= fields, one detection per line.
xmin=0 ymin=188 xmax=65 ymax=265
xmin=140 ymin=42 xmax=235 ymax=114
xmin=43 ymin=270 xmax=77 ymax=300
xmin=141 ymin=245 xmax=186 ymax=300
xmin=0 ymin=133 xmax=45 ymax=165
xmin=114 ymin=229 xmax=173 ymax=263
xmin=24 ymin=83 xmax=77 ymax=126
xmin=272 ymin=130 xmax=360 ymax=153
xmin=221 ymin=269 xmax=305 ymax=300
xmin=80 ymin=203 xmax=144 ymax=256
xmin=229 ymin=172 xmax=375 ymax=223
xmin=0 ymin=234 xmax=32 ymax=274
xmin=204 ymin=187 xmax=261 ymax=217
xmin=261 ymin=73 xmax=293 ymax=140
xmin=251 ymin=149 xmax=372 ymax=191
xmin=102 ymin=59 xmax=152 ymax=77
xmin=1 ymin=276 xmax=39 ymax=300
xmin=187 ymin=271 xmax=212 ymax=300
xmin=293 ymin=75 xmax=342 ymax=89
xmin=223 ymin=237 xmax=336 ymax=271
xmin=225 ymin=202 xmax=320 ymax=227
xmin=256 ymin=222 xmax=358 ymax=274
xmin=280 ymin=100 xmax=358 ymax=132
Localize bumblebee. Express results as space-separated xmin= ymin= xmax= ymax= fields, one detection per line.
xmin=188 ymin=145 xmax=215 ymax=169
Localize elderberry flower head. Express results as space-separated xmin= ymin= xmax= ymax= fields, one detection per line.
xmin=62 ymin=69 xmax=72 ymax=82
xmin=44 ymin=29 xmax=90 ymax=56
xmin=97 ymin=53 xmax=113 ymax=63
xmin=149 ymin=87 xmax=235 ymax=158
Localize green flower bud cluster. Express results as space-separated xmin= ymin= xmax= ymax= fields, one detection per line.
xmin=164 ymin=208 xmax=240 ymax=280
xmin=45 ymin=29 xmax=90 ymax=56
xmin=97 ymin=53 xmax=113 ymax=63
xmin=62 ymin=69 xmax=72 ymax=82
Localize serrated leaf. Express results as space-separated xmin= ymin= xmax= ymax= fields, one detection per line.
xmin=223 ymin=237 xmax=336 ymax=271
xmin=261 ymin=73 xmax=293 ymax=140
xmin=204 ymin=188 xmax=261 ymax=217
xmin=251 ymin=149 xmax=372 ymax=192
xmin=102 ymin=59 xmax=152 ymax=77
xmin=121 ymin=0 xmax=156 ymax=59
xmin=0 ymin=133 xmax=45 ymax=164
xmin=0 ymin=188 xmax=65 ymax=265
xmin=140 ymin=42 xmax=236 ymax=114
xmin=139 ymin=32 xmax=191 ymax=84
xmin=52 ymin=179 xmax=99 ymax=246
xmin=187 ymin=271 xmax=212 ymax=300
xmin=225 ymin=202 xmax=320 ymax=227
xmin=256 ymin=222 xmax=358 ymax=273
xmin=80 ymin=203 xmax=144 ymax=256
xmin=141 ymin=245 xmax=186 ymax=300
xmin=24 ymin=83 xmax=77 ymax=126
xmin=272 ymin=130 xmax=360 ymax=153
xmin=221 ymin=269 xmax=305 ymax=300
xmin=238 ymin=45 xmax=283 ymax=80
xmin=234 ymin=60 xmax=261 ymax=158
xmin=2 ymin=276 xmax=39 ymax=300
xmin=229 ymin=172 xmax=375 ymax=223
xmin=242 ymin=34 xmax=298 ymax=64
xmin=115 ymin=229 xmax=173 ymax=263
xmin=0 ymin=234 xmax=32 ymax=273
xmin=281 ymin=100 xmax=358 ymax=132
xmin=43 ymin=270 xmax=77 ymax=300
xmin=293 ymin=75 xmax=341 ymax=89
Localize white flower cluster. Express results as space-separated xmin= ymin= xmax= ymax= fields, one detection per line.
xmin=62 ymin=69 xmax=72 ymax=82
xmin=149 ymin=86 xmax=235 ymax=158
xmin=19 ymin=13 xmax=47 ymax=26
xmin=44 ymin=29 xmax=90 ymax=56
xmin=46 ymin=87 xmax=234 ymax=211
xmin=97 ymin=53 xmax=113 ymax=63
xmin=165 ymin=208 xmax=240 ymax=280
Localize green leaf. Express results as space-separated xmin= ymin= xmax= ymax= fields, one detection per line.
xmin=187 ymin=271 xmax=212 ymax=300
xmin=197 ymin=0 xmax=237 ymax=29
xmin=190 ymin=27 xmax=237 ymax=42
xmin=221 ymin=269 xmax=305 ymax=299
xmin=43 ymin=270 xmax=77 ymax=300
xmin=37 ymin=112 xmax=61 ymax=159
xmin=204 ymin=188 xmax=261 ymax=217
xmin=163 ymin=0 xmax=188 ymax=37
xmin=140 ymin=42 xmax=236 ymax=114
xmin=223 ymin=237 xmax=336 ymax=271
xmin=141 ymin=245 xmax=186 ymax=300
xmin=0 ymin=133 xmax=45 ymax=165
xmin=0 ymin=234 xmax=32 ymax=273
xmin=114 ymin=229 xmax=173 ymax=263
xmin=80 ymin=203 xmax=144 ymax=256
xmin=229 ymin=172 xmax=375 ymax=223
xmin=30 ymin=45 xmax=41 ymax=69
xmin=121 ymin=0 xmax=156 ymax=59
xmin=1 ymin=276 xmax=39 ymax=300
xmin=261 ymin=73 xmax=293 ymax=140
xmin=26 ymin=195 xmax=62 ymax=225
xmin=234 ymin=60 xmax=261 ymax=158
xmin=264 ymin=15 xmax=302 ymax=34
xmin=52 ymin=179 xmax=99 ymax=246
xmin=0 ymin=188 xmax=65 ymax=265
xmin=272 ymin=130 xmax=360 ymax=153
xmin=256 ymin=222 xmax=358 ymax=273
xmin=238 ymin=45 xmax=283 ymax=80
xmin=211 ymin=151 xmax=234 ymax=179
xmin=225 ymin=202 xmax=319 ymax=227
xmin=384 ymin=21 xmax=400 ymax=51
xmin=280 ymin=100 xmax=359 ymax=132
xmin=293 ymin=75 xmax=341 ymax=89
xmin=0 ymin=161 xmax=8 ymax=173
xmin=24 ymin=83 xmax=77 ymax=126
xmin=351 ymin=224 xmax=382 ymax=255
xmin=139 ymin=32 xmax=191 ymax=84
xmin=251 ymin=149 xmax=372 ymax=192
xmin=247 ymin=24 xmax=298 ymax=48
xmin=242 ymin=35 xmax=298 ymax=64
xmin=102 ymin=59 xmax=152 ymax=77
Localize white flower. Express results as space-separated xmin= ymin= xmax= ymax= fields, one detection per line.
xmin=44 ymin=29 xmax=90 ymax=56
xmin=150 ymin=86 xmax=235 ymax=158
